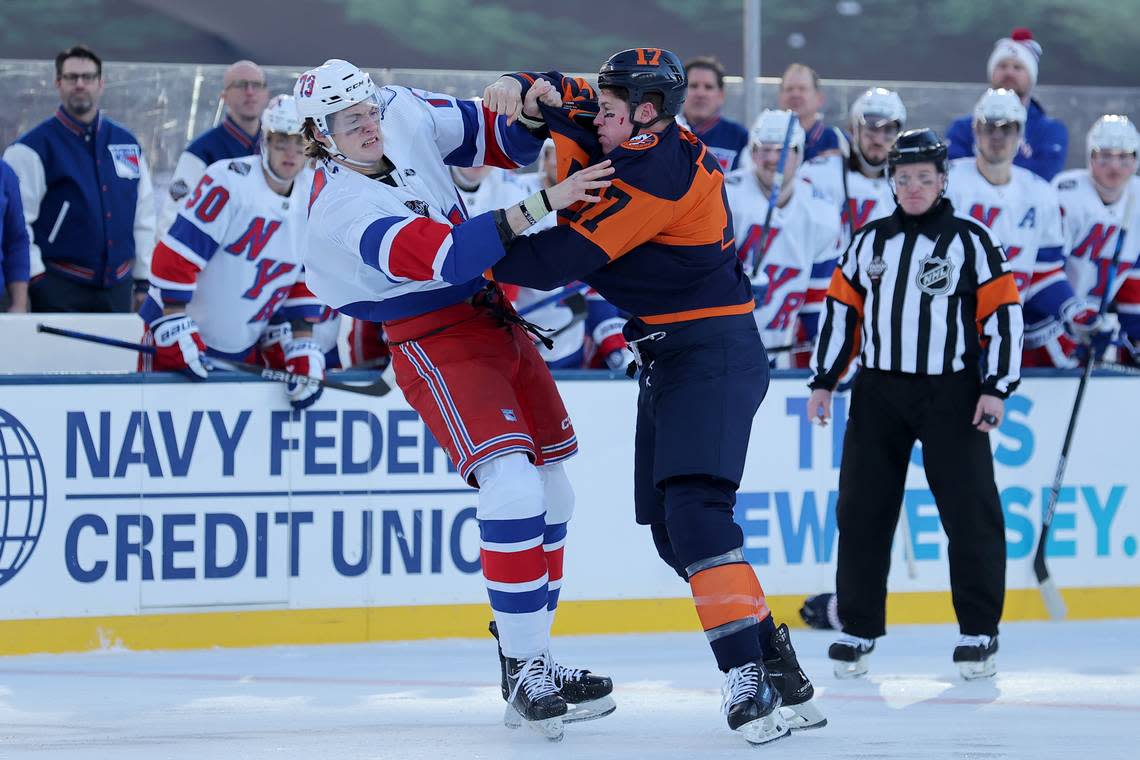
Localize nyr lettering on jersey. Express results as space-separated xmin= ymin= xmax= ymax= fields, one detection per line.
xmin=1018 ymin=207 xmax=1037 ymax=228
xmin=1090 ymin=259 xmax=1132 ymax=298
xmin=760 ymin=265 xmax=802 ymax=307
xmin=842 ymin=199 xmax=878 ymax=231
xmin=969 ymin=204 xmax=1001 ymax=228
xmin=243 ymin=260 xmax=297 ymax=300
xmin=740 ymin=225 xmax=781 ymax=264
xmin=224 ymin=218 xmax=282 ymax=260
xmin=1072 ymin=223 xmax=1118 ymax=260
xmin=1004 ymin=247 xmax=1028 ymax=292
xmin=766 ymin=292 xmax=807 ymax=331
xmin=249 ymin=286 xmax=291 ymax=323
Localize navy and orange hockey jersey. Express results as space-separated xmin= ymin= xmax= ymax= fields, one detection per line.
xmin=492 ymin=72 xmax=753 ymax=325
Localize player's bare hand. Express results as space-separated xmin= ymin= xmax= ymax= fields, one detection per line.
xmin=522 ymin=78 xmax=562 ymax=119
xmin=972 ymin=394 xmax=1004 ymax=432
xmin=808 ymin=388 xmax=832 ymax=427
xmin=545 ymin=160 xmax=613 ymax=210
xmin=482 ymin=76 xmax=523 ymax=125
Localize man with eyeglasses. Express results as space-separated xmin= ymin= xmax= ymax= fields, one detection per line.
xmin=158 ymin=60 xmax=270 ymax=236
xmin=1052 ymin=115 xmax=1140 ymax=366
xmin=947 ymin=89 xmax=1084 ymax=368
xmin=3 ymin=45 xmax=156 ymax=312
xmin=946 ymin=27 xmax=1068 ymax=181
xmin=808 ymin=128 xmax=1022 ymax=681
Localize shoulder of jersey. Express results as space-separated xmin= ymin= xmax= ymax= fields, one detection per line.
xmin=803 ymin=187 xmax=841 ymax=227
xmin=948 ymin=157 xmax=974 ymax=171
xmin=203 ymin=154 xmax=258 ymax=184
xmin=724 ymin=167 xmax=749 ymax=186
xmin=1012 ymin=164 xmax=1052 ymax=191
xmin=616 ymin=132 xmax=660 ymax=154
xmin=1052 ymin=168 xmax=1084 ymax=193
xmin=806 ymin=155 xmax=832 ymax=167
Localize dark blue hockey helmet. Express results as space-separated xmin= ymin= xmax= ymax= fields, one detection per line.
xmin=597 ymin=47 xmax=686 ymax=124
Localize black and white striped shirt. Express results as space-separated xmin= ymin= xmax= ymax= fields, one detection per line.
xmin=810 ymin=199 xmax=1023 ymax=397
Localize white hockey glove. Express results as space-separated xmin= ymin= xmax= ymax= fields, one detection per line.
xmin=284 ymin=338 xmax=325 ymax=410
xmin=259 ymin=322 xmax=294 ymax=369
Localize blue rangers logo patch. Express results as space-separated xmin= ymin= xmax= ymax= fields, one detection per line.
xmin=107 ymin=144 xmax=141 ymax=179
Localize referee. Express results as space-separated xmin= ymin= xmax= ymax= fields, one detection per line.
xmin=806 ymin=129 xmax=1023 ymax=681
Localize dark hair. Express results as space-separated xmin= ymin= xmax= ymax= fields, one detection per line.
xmin=55 ymin=45 xmax=102 ymax=79
xmin=780 ymin=63 xmax=820 ymax=91
xmin=684 ymin=56 xmax=725 ymax=89
xmin=301 ymin=119 xmax=331 ymax=160
xmin=600 ymin=85 xmax=665 ymax=117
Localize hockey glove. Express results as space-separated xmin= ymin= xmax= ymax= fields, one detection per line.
xmin=284 ymin=338 xmax=325 ymax=410
xmin=151 ymin=313 xmax=208 ymax=380
xmin=259 ymin=322 xmax=293 ymax=370
xmin=1066 ymin=308 xmax=1120 ymax=362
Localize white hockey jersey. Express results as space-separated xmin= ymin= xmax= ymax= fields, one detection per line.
xmin=1054 ymin=170 xmax=1140 ymax=348
xmin=946 ymin=158 xmax=1070 ymax=330
xmin=725 ymin=168 xmax=841 ymax=366
xmin=143 ymin=155 xmax=320 ymax=354
xmin=798 ymin=154 xmax=896 ymax=250
xmin=303 ymin=86 xmax=542 ymax=322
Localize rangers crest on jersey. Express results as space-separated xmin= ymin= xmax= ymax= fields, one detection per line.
xmin=107 ymin=144 xmax=141 ymax=179
xmin=405 ymin=199 xmax=430 ymax=217
xmin=915 ymin=256 xmax=954 ymax=295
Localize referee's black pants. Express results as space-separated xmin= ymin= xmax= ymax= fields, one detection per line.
xmin=835 ymin=369 xmax=1005 ymax=639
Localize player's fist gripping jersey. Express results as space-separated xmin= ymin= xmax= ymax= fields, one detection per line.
xmin=143 ymin=156 xmax=320 ymax=355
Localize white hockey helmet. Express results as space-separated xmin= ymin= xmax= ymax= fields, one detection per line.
xmin=262 ymin=94 xmax=304 ymax=137
xmin=293 ymin=59 xmax=378 ymax=137
xmin=750 ymin=109 xmax=805 ymax=152
xmin=1086 ymin=115 xmax=1139 ymax=157
xmin=973 ymin=88 xmax=1026 ymax=128
xmin=851 ymin=87 xmax=906 ymax=128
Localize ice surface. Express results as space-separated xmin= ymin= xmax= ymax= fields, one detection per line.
xmin=1 ymin=619 xmax=1136 ymax=759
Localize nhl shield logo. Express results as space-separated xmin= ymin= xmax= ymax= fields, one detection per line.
xmin=405 ymin=200 xmax=430 ymax=217
xmin=915 ymin=256 xmax=954 ymax=295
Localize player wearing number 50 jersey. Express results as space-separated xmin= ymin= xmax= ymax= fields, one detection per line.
xmin=727 ymin=109 xmax=840 ymax=368
xmin=140 ymin=95 xmax=327 ymax=409
xmin=486 ymin=48 xmax=823 ymax=746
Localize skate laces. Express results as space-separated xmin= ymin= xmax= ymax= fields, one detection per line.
xmin=956 ymin=634 xmax=993 ymax=648
xmin=721 ymin=663 xmax=760 ymax=714
xmin=835 ymin=633 xmax=874 ymax=650
xmin=508 ymin=653 xmax=560 ymax=704
xmin=549 ymin=661 xmax=585 ymax=687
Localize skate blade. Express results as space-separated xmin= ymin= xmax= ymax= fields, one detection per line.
xmin=780 ymin=698 xmax=828 ymax=730
xmin=737 ymin=711 xmax=792 ymax=746
xmin=563 ymin=695 xmax=616 ymax=723
xmin=503 ymin=705 xmax=565 ymax=741
xmin=957 ymin=658 xmax=996 ymax=681
xmin=832 ymin=657 xmax=869 ymax=679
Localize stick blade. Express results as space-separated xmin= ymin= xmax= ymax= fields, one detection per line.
xmin=1038 ymin=576 xmax=1067 ymax=620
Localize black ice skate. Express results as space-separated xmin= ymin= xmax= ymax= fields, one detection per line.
xmin=799 ymin=592 xmax=841 ymax=630
xmin=490 ymin=621 xmax=615 ymax=724
xmin=502 ymin=652 xmax=567 ymax=741
xmin=829 ymin=633 xmax=875 ymax=679
xmin=721 ymin=661 xmax=791 ymax=745
xmin=764 ymin=623 xmax=827 ymax=730
xmin=953 ymin=634 xmax=998 ymax=680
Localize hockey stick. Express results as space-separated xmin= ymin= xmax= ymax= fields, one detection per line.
xmin=749 ymin=112 xmax=798 ymax=279
xmin=1033 ymin=191 xmax=1134 ymax=619
xmin=36 ymin=324 xmax=394 ymax=397
xmin=518 ymin=283 xmax=591 ymax=316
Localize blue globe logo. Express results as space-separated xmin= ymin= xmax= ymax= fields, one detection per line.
xmin=0 ymin=409 xmax=47 ymax=587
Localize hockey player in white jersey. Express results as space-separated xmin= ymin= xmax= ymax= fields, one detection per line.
xmin=1053 ymin=115 xmax=1140 ymax=364
xmin=294 ymin=59 xmax=615 ymax=739
xmin=469 ymin=141 xmax=629 ymax=370
xmin=946 ymin=88 xmax=1079 ymax=367
xmin=726 ymin=109 xmax=841 ymax=368
xmin=800 ymin=87 xmax=904 ymax=249
xmin=141 ymin=94 xmax=327 ymax=409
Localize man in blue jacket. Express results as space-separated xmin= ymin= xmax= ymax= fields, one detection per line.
xmin=946 ymin=28 xmax=1069 ymax=181
xmin=0 ymin=159 xmax=30 ymax=312
xmin=3 ymin=45 xmax=155 ymax=313
xmin=680 ymin=57 xmax=749 ymax=172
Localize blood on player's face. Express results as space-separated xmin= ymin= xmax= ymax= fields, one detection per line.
xmin=595 ymin=89 xmax=636 ymax=154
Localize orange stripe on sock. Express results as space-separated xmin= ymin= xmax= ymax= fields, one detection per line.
xmin=689 ymin=564 xmax=769 ymax=631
